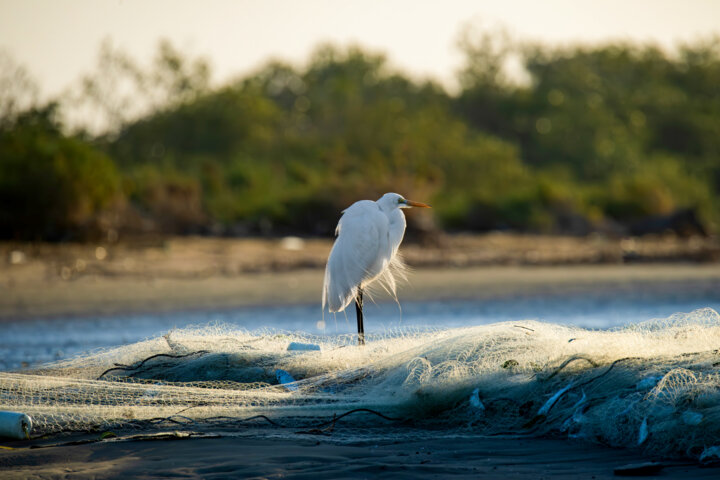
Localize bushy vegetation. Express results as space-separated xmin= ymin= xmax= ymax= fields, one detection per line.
xmin=1 ymin=33 xmax=718 ymax=240
xmin=0 ymin=105 xmax=121 ymax=240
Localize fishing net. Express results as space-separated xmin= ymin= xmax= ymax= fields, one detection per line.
xmin=2 ymin=308 xmax=720 ymax=460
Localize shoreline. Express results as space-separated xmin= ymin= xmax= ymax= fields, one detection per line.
xmin=2 ymin=263 xmax=720 ymax=321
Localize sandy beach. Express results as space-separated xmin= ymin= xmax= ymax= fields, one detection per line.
xmin=2 ymin=234 xmax=719 ymax=320
xmin=2 ymin=263 xmax=720 ymax=320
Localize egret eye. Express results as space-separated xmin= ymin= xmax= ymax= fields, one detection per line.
xmin=398 ymin=198 xmax=405 ymax=204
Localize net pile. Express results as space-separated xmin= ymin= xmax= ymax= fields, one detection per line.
xmin=2 ymin=308 xmax=720 ymax=460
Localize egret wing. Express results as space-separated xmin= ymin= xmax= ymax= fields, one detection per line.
xmin=323 ymin=201 xmax=390 ymax=312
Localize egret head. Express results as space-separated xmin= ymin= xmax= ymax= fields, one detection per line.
xmin=378 ymin=192 xmax=431 ymax=210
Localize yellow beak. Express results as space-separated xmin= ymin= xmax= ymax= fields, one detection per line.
xmin=405 ymin=200 xmax=431 ymax=208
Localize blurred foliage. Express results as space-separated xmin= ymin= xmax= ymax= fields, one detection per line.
xmin=1 ymin=34 xmax=719 ymax=240
xmin=0 ymin=105 xmax=121 ymax=240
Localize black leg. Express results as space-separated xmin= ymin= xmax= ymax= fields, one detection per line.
xmin=355 ymin=287 xmax=365 ymax=346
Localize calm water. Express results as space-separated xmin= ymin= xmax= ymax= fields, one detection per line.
xmin=2 ymin=284 xmax=719 ymax=371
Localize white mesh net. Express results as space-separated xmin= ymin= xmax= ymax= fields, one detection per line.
xmin=2 ymin=308 xmax=720 ymax=459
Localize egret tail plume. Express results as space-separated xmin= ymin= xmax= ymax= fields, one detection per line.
xmin=323 ymin=254 xmax=407 ymax=313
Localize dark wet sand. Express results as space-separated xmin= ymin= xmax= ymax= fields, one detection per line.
xmin=2 ymin=239 xmax=720 ymax=477
xmin=1 ymin=432 xmax=717 ymax=479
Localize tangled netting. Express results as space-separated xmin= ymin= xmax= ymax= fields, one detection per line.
xmin=2 ymin=308 xmax=720 ymax=460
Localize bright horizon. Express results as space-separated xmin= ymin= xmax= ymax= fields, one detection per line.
xmin=1 ymin=0 xmax=719 ymax=100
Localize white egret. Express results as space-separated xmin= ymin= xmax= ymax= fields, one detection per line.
xmin=322 ymin=192 xmax=431 ymax=345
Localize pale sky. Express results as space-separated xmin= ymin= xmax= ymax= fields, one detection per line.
xmin=1 ymin=0 xmax=719 ymax=99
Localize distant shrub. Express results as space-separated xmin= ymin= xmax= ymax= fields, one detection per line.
xmin=124 ymin=165 xmax=207 ymax=235
xmin=0 ymin=106 xmax=121 ymax=240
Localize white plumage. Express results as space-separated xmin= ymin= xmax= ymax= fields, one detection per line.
xmin=322 ymin=192 xmax=430 ymax=313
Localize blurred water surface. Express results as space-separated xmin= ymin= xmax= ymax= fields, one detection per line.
xmin=2 ymin=284 xmax=719 ymax=371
